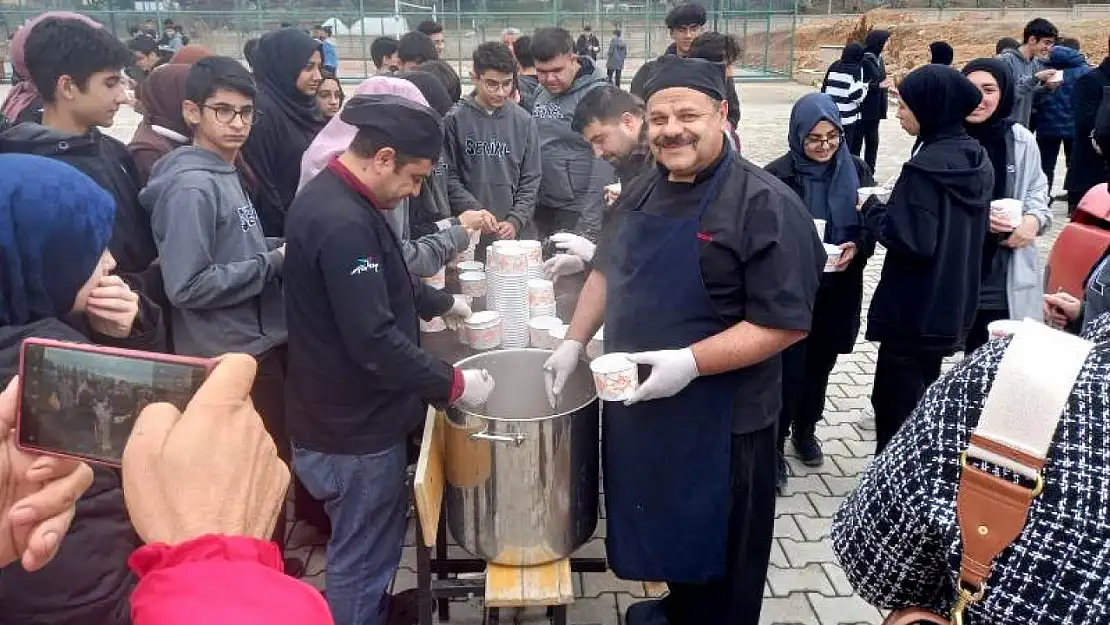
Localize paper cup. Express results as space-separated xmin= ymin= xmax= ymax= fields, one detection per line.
xmin=813 ymin=219 xmax=827 ymax=241
xmin=459 ymin=271 xmax=487 ymax=298
xmin=458 ymin=260 xmax=484 ymax=274
xmin=528 ymin=316 xmax=560 ymax=348
xmin=987 ymin=319 xmax=1024 ymax=340
xmin=465 ymin=311 xmax=502 ymax=350
xmin=990 ymin=198 xmax=1023 ymax=228
xmin=519 ymin=240 xmax=543 ymax=267
xmin=420 ymin=317 xmax=447 ymax=332
xmin=857 ymin=186 xmax=892 ymax=206
xmin=823 ymin=243 xmax=843 ymax=272
xmin=528 ymin=279 xmax=556 ymax=308
xmin=589 ymin=352 xmax=638 ymax=402
xmin=548 ymin=323 xmax=568 ymax=343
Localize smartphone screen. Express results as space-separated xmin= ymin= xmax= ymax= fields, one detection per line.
xmin=18 ymin=342 xmax=209 ymax=465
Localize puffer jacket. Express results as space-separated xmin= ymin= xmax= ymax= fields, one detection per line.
xmin=1035 ymin=45 xmax=1090 ymax=138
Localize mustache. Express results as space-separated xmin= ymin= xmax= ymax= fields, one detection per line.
xmin=653 ymin=133 xmax=697 ymax=149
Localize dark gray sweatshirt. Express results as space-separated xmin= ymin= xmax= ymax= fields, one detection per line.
xmin=139 ymin=146 xmax=286 ymax=358
xmin=444 ymin=96 xmax=541 ymax=236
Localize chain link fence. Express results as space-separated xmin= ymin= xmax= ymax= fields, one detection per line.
xmin=0 ymin=3 xmax=798 ymax=80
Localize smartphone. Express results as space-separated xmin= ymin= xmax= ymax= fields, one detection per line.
xmin=16 ymin=338 xmax=215 ymax=467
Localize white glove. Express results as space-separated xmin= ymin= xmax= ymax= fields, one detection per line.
xmin=550 ymin=232 xmax=596 ymax=263
xmin=456 ymin=369 xmax=495 ymax=408
xmin=542 ymin=254 xmax=586 ymax=280
xmin=442 ymin=294 xmax=472 ymax=329
xmin=625 ymin=348 xmax=699 ymax=405
xmin=543 ymin=339 xmax=583 ymax=406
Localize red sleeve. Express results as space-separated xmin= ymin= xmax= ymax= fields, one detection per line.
xmin=129 ymin=534 xmax=333 ymax=625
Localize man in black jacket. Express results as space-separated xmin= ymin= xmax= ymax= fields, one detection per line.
xmin=1065 ymin=43 xmax=1110 ymax=213
xmin=862 ymin=65 xmax=993 ymax=454
xmin=284 ymin=93 xmax=493 ymax=625
xmin=0 ymin=18 xmax=159 ymax=289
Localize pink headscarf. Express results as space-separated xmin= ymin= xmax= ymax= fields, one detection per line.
xmin=1 ymin=12 xmax=101 ymax=121
xmin=298 ymin=76 xmax=429 ymax=192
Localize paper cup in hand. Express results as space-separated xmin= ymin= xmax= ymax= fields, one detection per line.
xmin=823 ymin=243 xmax=843 ymax=272
xmin=990 ymin=198 xmax=1023 ymax=228
xmin=987 ymin=319 xmax=1024 ymax=340
xmin=813 ymin=219 xmax=827 ymax=241
xmin=858 ymin=186 xmax=891 ymax=205
xmin=590 ymin=352 xmax=638 ymax=402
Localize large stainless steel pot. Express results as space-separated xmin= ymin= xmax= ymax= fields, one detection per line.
xmin=446 ymin=348 xmax=599 ymax=566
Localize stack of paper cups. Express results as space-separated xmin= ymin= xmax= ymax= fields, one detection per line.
xmin=519 ymin=240 xmax=544 ymax=281
xmin=488 ymin=241 xmax=530 ymax=348
xmin=528 ymin=278 xmax=556 ymax=318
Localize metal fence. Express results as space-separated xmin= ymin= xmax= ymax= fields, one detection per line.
xmin=0 ymin=4 xmax=799 ymax=80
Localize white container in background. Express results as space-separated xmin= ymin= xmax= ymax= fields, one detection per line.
xmin=813 ymin=219 xmax=827 ymax=241
xmin=459 ymin=271 xmax=487 ymax=298
xmin=589 ymin=352 xmax=638 ymax=402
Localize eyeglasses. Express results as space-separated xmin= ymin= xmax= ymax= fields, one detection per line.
xmin=804 ymin=132 xmax=841 ymax=148
xmin=203 ymin=104 xmax=258 ymax=126
xmin=481 ymin=78 xmax=515 ymax=93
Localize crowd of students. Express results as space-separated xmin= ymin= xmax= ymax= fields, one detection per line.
xmin=1 ymin=5 xmax=1110 ymax=625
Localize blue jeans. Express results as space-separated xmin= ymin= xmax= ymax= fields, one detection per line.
xmin=293 ymin=443 xmax=408 ymax=625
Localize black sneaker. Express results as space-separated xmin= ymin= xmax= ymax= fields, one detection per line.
xmin=792 ymin=432 xmax=825 ymax=467
xmin=776 ymin=451 xmax=789 ymax=494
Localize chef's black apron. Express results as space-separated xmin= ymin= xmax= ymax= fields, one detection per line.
xmin=603 ymin=153 xmax=740 ymax=583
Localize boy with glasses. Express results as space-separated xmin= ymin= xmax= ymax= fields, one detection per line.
xmin=139 ymin=56 xmax=292 ymax=552
xmin=445 ymin=41 xmax=541 ymax=243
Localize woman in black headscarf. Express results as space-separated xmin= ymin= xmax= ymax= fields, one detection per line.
xmin=857 ymin=29 xmax=890 ymax=170
xmin=765 ymin=93 xmax=875 ymax=491
xmin=241 ymin=28 xmax=324 ymax=237
xmin=961 ymin=58 xmax=1051 ymax=353
xmin=862 ymin=64 xmax=993 ymax=454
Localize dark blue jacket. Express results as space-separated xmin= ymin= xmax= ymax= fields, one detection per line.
xmin=1035 ymin=46 xmax=1090 ymax=138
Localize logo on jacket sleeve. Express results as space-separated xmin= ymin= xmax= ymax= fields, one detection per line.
xmin=351 ymin=257 xmax=381 ymax=275
xmin=236 ymin=203 xmax=260 ymax=232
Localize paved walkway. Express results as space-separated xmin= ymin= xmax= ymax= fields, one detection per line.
xmin=82 ymin=82 xmax=1066 ymax=625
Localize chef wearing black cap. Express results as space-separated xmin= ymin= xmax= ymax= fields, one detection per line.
xmin=283 ymin=93 xmax=495 ymax=625
xmin=544 ymin=56 xmax=824 ymax=624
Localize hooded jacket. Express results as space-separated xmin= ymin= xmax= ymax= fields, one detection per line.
xmin=530 ymin=56 xmax=613 ymax=239
xmin=444 ymin=95 xmax=542 ymax=235
xmin=0 ymin=123 xmax=158 ymax=277
xmin=140 ymin=146 xmax=287 ymax=358
xmin=1036 ymin=45 xmax=1090 ymax=138
xmin=996 ymin=46 xmax=1044 ymax=127
xmin=241 ymin=28 xmax=326 ymax=237
xmin=864 ymin=65 xmax=994 ymax=353
xmin=821 ymin=43 xmax=868 ymax=126
xmin=860 ymin=30 xmax=890 ymax=121
xmin=1065 ymin=57 xmax=1110 ymax=200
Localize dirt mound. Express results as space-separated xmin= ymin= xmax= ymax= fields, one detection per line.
xmin=752 ymin=9 xmax=1110 ymax=84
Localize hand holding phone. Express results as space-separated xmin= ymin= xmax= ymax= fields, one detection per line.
xmin=122 ymin=354 xmax=290 ymax=545
xmin=85 ymin=276 xmax=139 ymax=339
xmin=1 ymin=377 xmax=94 ymax=572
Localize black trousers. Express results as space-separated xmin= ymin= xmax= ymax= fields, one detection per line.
xmin=871 ymin=344 xmax=943 ymax=454
xmin=250 ymin=346 xmax=292 ymax=552
xmin=1036 ymin=134 xmax=1073 ymax=191
xmin=607 ymin=68 xmax=622 ymax=87
xmin=660 ymin=423 xmax=778 ymax=625
xmin=852 ymin=119 xmax=881 ymax=171
xmin=965 ymin=308 xmax=1010 ymax=355
xmin=778 ymin=337 xmax=839 ymax=448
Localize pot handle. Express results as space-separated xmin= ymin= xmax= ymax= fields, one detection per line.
xmin=470 ymin=429 xmax=527 ymax=446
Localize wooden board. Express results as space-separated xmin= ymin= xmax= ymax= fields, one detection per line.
xmin=485 ymin=558 xmax=575 ymax=608
xmin=413 ymin=408 xmax=445 ymax=548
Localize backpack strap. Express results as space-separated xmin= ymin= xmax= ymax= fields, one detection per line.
xmin=950 ymin=320 xmax=1092 ymax=623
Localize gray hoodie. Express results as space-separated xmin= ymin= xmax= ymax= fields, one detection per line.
xmin=530 ymin=56 xmax=614 ymax=239
xmin=445 ymin=96 xmax=541 ymax=237
xmin=997 ymin=47 xmax=1045 ymax=127
xmin=139 ymin=146 xmax=286 ymax=358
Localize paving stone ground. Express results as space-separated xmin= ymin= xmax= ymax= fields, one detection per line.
xmin=59 ymin=81 xmax=1067 ymax=625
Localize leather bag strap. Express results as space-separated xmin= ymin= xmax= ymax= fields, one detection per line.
xmin=955 ymin=320 xmax=1092 ymax=594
